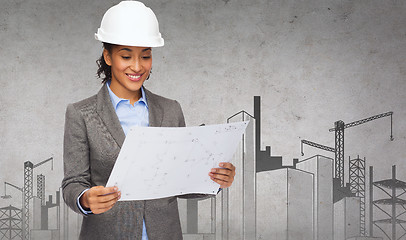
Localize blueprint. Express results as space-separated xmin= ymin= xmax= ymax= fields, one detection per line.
xmin=106 ymin=121 xmax=249 ymax=200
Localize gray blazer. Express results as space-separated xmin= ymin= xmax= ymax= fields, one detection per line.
xmin=62 ymin=84 xmax=203 ymax=240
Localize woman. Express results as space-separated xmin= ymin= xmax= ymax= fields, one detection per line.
xmin=61 ymin=1 xmax=236 ymax=239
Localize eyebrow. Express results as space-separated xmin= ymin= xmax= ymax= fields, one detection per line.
xmin=118 ymin=47 xmax=152 ymax=52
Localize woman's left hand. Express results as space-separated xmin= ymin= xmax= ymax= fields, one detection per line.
xmin=209 ymin=162 xmax=236 ymax=188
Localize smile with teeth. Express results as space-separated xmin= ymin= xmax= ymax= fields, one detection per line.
xmin=126 ymin=73 xmax=142 ymax=80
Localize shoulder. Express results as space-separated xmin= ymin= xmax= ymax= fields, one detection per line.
xmin=64 ymin=90 xmax=100 ymax=124
xmin=67 ymin=84 xmax=106 ymax=114
xmin=144 ymin=88 xmax=182 ymax=110
xmin=144 ymin=88 xmax=186 ymax=127
xmin=69 ymin=94 xmax=97 ymax=112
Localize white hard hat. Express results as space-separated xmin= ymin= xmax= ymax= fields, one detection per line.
xmin=95 ymin=1 xmax=164 ymax=47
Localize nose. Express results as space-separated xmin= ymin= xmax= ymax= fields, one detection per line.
xmin=130 ymin=59 xmax=142 ymax=72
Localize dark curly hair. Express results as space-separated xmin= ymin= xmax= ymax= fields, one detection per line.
xmin=96 ymin=42 xmax=151 ymax=84
xmin=96 ymin=42 xmax=114 ymax=84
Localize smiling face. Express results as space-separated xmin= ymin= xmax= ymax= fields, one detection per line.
xmin=104 ymin=45 xmax=152 ymax=104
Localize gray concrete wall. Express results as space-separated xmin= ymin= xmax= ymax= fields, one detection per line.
xmin=1 ymin=0 xmax=405 ymax=239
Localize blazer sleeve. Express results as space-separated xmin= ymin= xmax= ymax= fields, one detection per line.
xmin=175 ymin=100 xmax=186 ymax=127
xmin=61 ymin=103 xmax=92 ymax=216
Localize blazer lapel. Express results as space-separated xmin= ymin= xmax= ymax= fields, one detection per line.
xmin=144 ymin=88 xmax=163 ymax=127
xmin=95 ymin=85 xmax=163 ymax=147
xmin=96 ymin=84 xmax=126 ymax=148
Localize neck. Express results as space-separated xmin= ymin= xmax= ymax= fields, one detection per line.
xmin=109 ymin=81 xmax=142 ymax=105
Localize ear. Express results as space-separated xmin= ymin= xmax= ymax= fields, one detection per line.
xmin=103 ymin=49 xmax=112 ymax=66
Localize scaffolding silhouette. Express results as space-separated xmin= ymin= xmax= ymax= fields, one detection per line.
xmin=0 ymin=205 xmax=22 ymax=240
xmin=37 ymin=174 xmax=45 ymax=206
xmin=370 ymin=165 xmax=406 ymax=240
xmin=1 ymin=182 xmax=23 ymax=240
xmin=23 ymin=162 xmax=33 ymax=240
xmin=23 ymin=157 xmax=53 ymax=240
xmin=349 ymin=155 xmax=366 ymax=236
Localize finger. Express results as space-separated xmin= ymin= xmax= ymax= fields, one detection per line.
xmin=209 ymin=173 xmax=231 ymax=183
xmin=219 ymin=162 xmax=235 ymax=171
xmin=97 ymin=191 xmax=121 ymax=203
xmin=92 ymin=202 xmax=116 ymax=214
xmin=88 ymin=191 xmax=120 ymax=205
xmin=93 ymin=192 xmax=120 ymax=204
xmin=94 ymin=186 xmax=119 ymax=196
xmin=211 ymin=168 xmax=232 ymax=176
xmin=91 ymin=196 xmax=119 ymax=212
xmin=87 ymin=186 xmax=103 ymax=195
xmin=95 ymin=199 xmax=118 ymax=210
xmin=210 ymin=176 xmax=230 ymax=187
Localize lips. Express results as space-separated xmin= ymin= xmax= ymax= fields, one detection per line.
xmin=126 ymin=73 xmax=142 ymax=81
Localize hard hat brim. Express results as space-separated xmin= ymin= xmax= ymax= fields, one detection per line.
xmin=95 ymin=31 xmax=164 ymax=47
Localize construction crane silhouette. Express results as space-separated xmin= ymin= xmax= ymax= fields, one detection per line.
xmin=2 ymin=182 xmax=23 ymax=200
xmin=22 ymin=157 xmax=53 ymax=240
xmin=301 ymin=111 xmax=393 ymax=188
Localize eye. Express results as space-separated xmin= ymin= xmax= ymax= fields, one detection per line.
xmin=142 ymin=56 xmax=152 ymax=59
xmin=121 ymin=56 xmax=131 ymax=60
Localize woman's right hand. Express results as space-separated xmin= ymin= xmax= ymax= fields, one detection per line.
xmin=80 ymin=186 xmax=121 ymax=214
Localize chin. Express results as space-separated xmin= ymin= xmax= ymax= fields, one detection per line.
xmin=125 ymin=81 xmax=145 ymax=91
